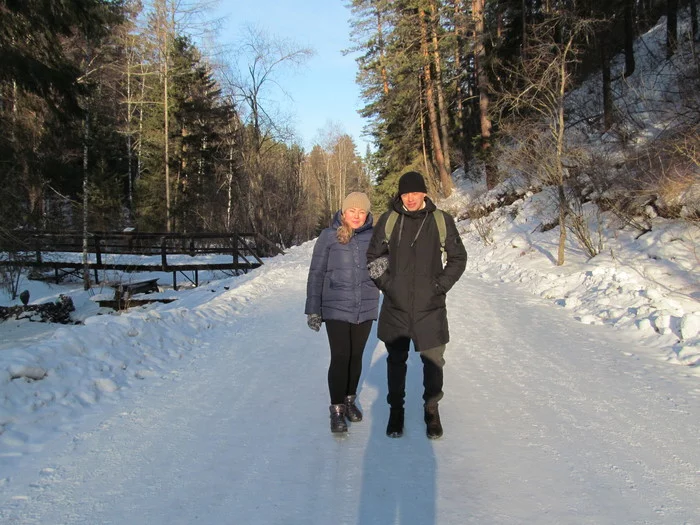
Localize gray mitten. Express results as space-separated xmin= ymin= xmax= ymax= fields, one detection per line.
xmin=307 ymin=313 xmax=322 ymax=332
xmin=367 ymin=256 xmax=389 ymax=280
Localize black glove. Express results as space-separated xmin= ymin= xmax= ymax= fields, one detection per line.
xmin=367 ymin=256 xmax=389 ymax=280
xmin=307 ymin=313 xmax=322 ymax=332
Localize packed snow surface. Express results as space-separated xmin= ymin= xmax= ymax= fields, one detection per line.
xmin=1 ymin=227 xmax=699 ymax=523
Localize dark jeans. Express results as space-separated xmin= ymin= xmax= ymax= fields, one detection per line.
xmin=325 ymin=319 xmax=373 ymax=405
xmin=386 ymin=337 xmax=445 ymax=409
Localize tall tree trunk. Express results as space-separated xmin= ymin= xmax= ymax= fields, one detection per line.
xmin=452 ymin=0 xmax=468 ymax=164
xmin=690 ymin=0 xmax=698 ymax=42
xmin=137 ymin=74 xmax=145 ymax=204
xmin=555 ymin=37 xmax=576 ymax=267
xmin=11 ymin=79 xmax=17 ymax=150
xmin=557 ymin=183 xmax=567 ymax=266
xmin=667 ymin=0 xmax=678 ymax=58
xmin=419 ymin=79 xmax=431 ymax=178
xmin=623 ymin=0 xmax=636 ymax=77
xmin=376 ymin=11 xmax=390 ymax=96
xmin=473 ymin=0 xmax=496 ymax=188
xmin=419 ymin=7 xmax=450 ymax=195
xmin=82 ymin=113 xmax=92 ymax=289
xmin=601 ymin=42 xmax=613 ymax=130
xmin=639 ymin=0 xmax=649 ymax=27
xmin=326 ymin=153 xmax=332 ymax=221
xmin=428 ymin=0 xmax=453 ymax=191
xmin=80 ymin=39 xmax=93 ymax=289
xmin=126 ymin=59 xmax=134 ymax=213
xmin=164 ymin=60 xmax=171 ymax=232
xmin=13 ymin=79 xmax=42 ymax=227
xmin=522 ymin=0 xmax=528 ymax=59
xmin=153 ymin=0 xmax=176 ymax=232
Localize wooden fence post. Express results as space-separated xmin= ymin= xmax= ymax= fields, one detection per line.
xmin=94 ymin=234 xmax=102 ymax=266
xmin=35 ymin=237 xmax=42 ymax=264
xmin=160 ymin=237 xmax=167 ymax=270
xmin=233 ymin=234 xmax=239 ymax=273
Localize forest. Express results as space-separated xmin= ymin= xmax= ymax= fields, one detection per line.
xmin=1 ymin=0 xmax=698 ymax=256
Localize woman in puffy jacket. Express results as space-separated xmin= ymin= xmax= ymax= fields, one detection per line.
xmin=305 ymin=192 xmax=379 ymax=434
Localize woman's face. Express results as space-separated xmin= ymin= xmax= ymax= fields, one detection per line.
xmin=343 ymin=207 xmax=368 ymax=229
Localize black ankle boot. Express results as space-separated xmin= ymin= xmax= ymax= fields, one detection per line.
xmin=386 ymin=407 xmax=404 ymax=438
xmin=344 ymin=395 xmax=362 ymax=422
xmin=424 ymin=404 xmax=443 ymax=439
xmin=330 ymin=404 xmax=348 ymax=433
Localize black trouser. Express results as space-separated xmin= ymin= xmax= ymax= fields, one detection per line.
xmin=386 ymin=337 xmax=445 ymax=409
xmin=325 ymin=319 xmax=373 ymax=405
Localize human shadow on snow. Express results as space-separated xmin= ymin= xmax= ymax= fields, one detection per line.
xmin=356 ymin=336 xmax=437 ymax=525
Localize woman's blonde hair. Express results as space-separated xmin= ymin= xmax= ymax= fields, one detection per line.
xmin=336 ymin=217 xmax=353 ymax=244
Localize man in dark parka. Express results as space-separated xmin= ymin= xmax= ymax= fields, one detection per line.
xmin=366 ymin=171 xmax=467 ymax=439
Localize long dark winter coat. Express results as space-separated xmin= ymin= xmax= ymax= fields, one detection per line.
xmin=305 ymin=211 xmax=379 ymax=324
xmin=366 ymin=196 xmax=467 ymax=352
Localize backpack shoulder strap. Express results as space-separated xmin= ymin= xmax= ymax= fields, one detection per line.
xmin=384 ymin=211 xmax=399 ymax=245
xmin=433 ymin=209 xmax=446 ymax=253
xmin=385 ymin=209 xmax=446 ymax=253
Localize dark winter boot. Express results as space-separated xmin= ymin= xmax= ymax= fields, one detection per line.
xmin=344 ymin=395 xmax=362 ymax=422
xmin=329 ymin=404 xmax=348 ymax=433
xmin=386 ymin=407 xmax=404 ymax=438
xmin=424 ymin=404 xmax=443 ymax=439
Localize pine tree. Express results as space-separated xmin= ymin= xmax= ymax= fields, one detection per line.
xmin=0 ymin=0 xmax=120 ymax=233
xmin=169 ymin=36 xmax=232 ymax=232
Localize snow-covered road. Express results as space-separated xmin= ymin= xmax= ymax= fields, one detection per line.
xmin=1 ymin=257 xmax=699 ymax=524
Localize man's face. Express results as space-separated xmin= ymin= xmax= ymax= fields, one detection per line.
xmin=401 ymin=192 xmax=427 ymax=212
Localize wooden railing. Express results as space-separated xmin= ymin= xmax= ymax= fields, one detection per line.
xmin=1 ymin=231 xmax=284 ymax=286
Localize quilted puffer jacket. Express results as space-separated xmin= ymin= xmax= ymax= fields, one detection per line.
xmin=305 ymin=211 xmax=379 ymax=324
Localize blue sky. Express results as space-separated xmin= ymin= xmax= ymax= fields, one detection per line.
xmin=215 ymin=1 xmax=371 ymax=153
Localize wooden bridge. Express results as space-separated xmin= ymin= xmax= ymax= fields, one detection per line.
xmin=0 ymin=230 xmax=283 ymax=290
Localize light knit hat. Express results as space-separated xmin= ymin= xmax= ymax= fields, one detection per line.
xmin=342 ymin=192 xmax=371 ymax=213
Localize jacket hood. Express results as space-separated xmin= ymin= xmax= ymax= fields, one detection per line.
xmin=331 ymin=209 xmax=374 ymax=233
xmin=391 ymin=194 xmax=437 ymax=216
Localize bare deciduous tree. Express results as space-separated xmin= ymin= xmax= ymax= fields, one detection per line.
xmin=222 ymin=25 xmax=313 ymax=234
xmin=495 ymin=14 xmax=596 ymax=265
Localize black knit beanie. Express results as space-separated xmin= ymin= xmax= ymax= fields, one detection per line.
xmin=398 ymin=171 xmax=427 ymax=195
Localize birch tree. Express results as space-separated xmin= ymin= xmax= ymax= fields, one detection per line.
xmin=146 ymin=0 xmax=219 ymax=231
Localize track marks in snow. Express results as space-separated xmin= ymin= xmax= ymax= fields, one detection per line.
xmin=445 ymin=278 xmax=700 ymax=522
xmin=1 ymin=258 xmax=699 ymax=524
